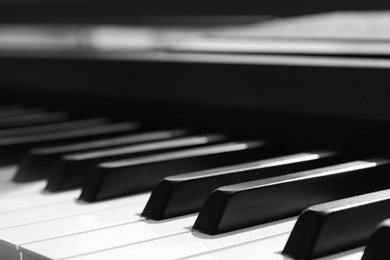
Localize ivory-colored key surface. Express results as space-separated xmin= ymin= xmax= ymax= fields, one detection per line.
xmin=20 ymin=215 xmax=197 ymax=260
xmin=0 ymin=193 xmax=150 ymax=230
xmin=20 ymin=217 xmax=296 ymax=260
xmin=0 ymin=181 xmax=47 ymax=198
xmin=0 ymin=189 xmax=81 ymax=213
xmin=185 ymin=249 xmax=364 ymax=260
xmin=183 ymin=235 xmax=365 ymax=260
xmin=183 ymin=234 xmax=290 ymax=260
xmin=0 ymin=203 xmax=144 ymax=245
xmin=0 ymin=202 xmax=146 ymax=260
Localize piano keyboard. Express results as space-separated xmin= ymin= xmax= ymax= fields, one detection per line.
xmin=0 ymin=104 xmax=388 ymax=260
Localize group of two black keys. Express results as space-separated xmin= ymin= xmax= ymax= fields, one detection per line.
xmin=2 ymin=105 xmax=390 ymax=259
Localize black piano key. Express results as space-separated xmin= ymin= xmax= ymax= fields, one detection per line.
xmin=0 ymin=121 xmax=139 ymax=164
xmin=79 ymin=140 xmax=275 ymax=202
xmin=192 ymin=159 xmax=390 ymax=235
xmin=0 ymin=111 xmax=69 ymax=128
xmin=45 ymin=134 xmax=226 ymax=192
xmin=142 ymin=151 xmax=353 ymax=220
xmin=14 ymin=129 xmax=188 ymax=182
xmin=361 ymin=219 xmax=390 ymax=260
xmin=282 ymin=189 xmax=390 ymax=259
xmin=0 ymin=118 xmax=108 ymax=138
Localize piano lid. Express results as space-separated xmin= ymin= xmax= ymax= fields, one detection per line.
xmin=1 ymin=11 xmax=390 ymax=127
xmin=1 ymin=11 xmax=390 ymax=61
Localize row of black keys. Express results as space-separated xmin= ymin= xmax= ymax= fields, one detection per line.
xmin=0 ymin=104 xmax=390 ymax=259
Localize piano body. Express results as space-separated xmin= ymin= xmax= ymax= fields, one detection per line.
xmin=1 ymin=2 xmax=390 ymax=260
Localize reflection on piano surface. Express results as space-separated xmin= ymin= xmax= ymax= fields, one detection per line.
xmin=2 ymin=8 xmax=390 ymax=260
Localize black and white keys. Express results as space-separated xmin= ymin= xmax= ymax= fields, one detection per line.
xmin=0 ymin=104 xmax=387 ymax=260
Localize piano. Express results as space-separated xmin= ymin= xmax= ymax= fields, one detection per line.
xmin=1 ymin=2 xmax=390 ymax=260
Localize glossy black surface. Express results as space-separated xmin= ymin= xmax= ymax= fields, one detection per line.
xmin=283 ymin=189 xmax=390 ymax=259
xmin=142 ymin=151 xmax=354 ymax=220
xmin=193 ymin=159 xmax=390 ymax=235
xmin=14 ymin=129 xmax=185 ymax=182
xmin=79 ymin=140 xmax=273 ymax=201
xmin=0 ymin=118 xmax=107 ymax=138
xmin=0 ymin=111 xmax=68 ymax=129
xmin=45 ymin=134 xmax=226 ymax=192
xmin=0 ymin=121 xmax=137 ymax=166
xmin=362 ymin=219 xmax=390 ymax=260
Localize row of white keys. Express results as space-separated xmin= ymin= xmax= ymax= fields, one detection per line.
xmin=17 ymin=216 xmax=365 ymax=260
xmin=180 ymin=235 xmax=365 ymax=260
xmin=0 ymin=189 xmax=80 ymax=213
xmin=0 ymin=188 xmax=149 ymax=260
xmin=19 ymin=216 xmax=296 ymax=260
xmin=3 ymin=150 xmax=305 ymax=259
xmin=0 ymin=166 xmax=193 ymax=260
xmin=20 ymin=215 xmax=197 ymax=260
xmin=0 ymin=151 xmax=296 ymax=260
xmin=0 ymin=192 xmax=149 ymax=230
xmin=0 ymin=201 xmax=149 ymax=260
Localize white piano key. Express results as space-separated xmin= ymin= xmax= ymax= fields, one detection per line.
xmin=20 ymin=217 xmax=297 ymax=260
xmin=0 ymin=189 xmax=81 ymax=213
xmin=316 ymin=249 xmax=364 ymax=260
xmin=199 ymin=250 xmax=364 ymax=260
xmin=0 ymin=202 xmax=146 ymax=260
xmin=0 ymin=192 xmax=150 ymax=230
xmin=182 ymin=233 xmax=290 ymax=260
xmin=182 ymin=236 xmax=365 ymax=260
xmin=0 ymin=181 xmax=46 ymax=198
xmin=19 ymin=215 xmax=197 ymax=260
xmin=0 ymin=203 xmax=143 ymax=245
